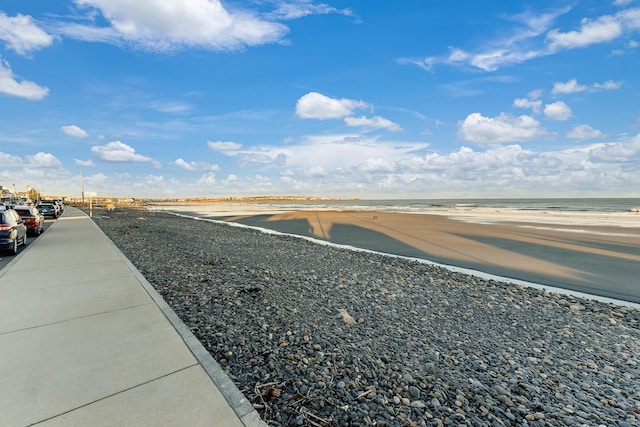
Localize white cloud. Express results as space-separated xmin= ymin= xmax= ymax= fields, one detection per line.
xmin=208 ymin=140 xmax=242 ymax=151
xmin=0 ymin=12 xmax=54 ymax=55
xmin=553 ymin=78 xmax=622 ymax=94
xmin=544 ymin=101 xmax=572 ymax=120
xmin=567 ymin=124 xmax=606 ymax=140
xmin=268 ymin=1 xmax=356 ymax=21
xmin=0 ymin=59 xmax=49 ymax=100
xmin=547 ymin=15 xmax=623 ymax=50
xmin=61 ymin=125 xmax=89 ymax=138
xmin=458 ymin=112 xmax=548 ymax=144
xmin=296 ymin=92 xmax=369 ymax=119
xmin=197 ymin=171 xmax=217 ymax=185
xmin=552 ymin=79 xmax=588 ymax=94
xmin=84 ymin=172 xmax=108 ymax=186
xmin=587 ymin=133 xmax=640 ymax=165
xmin=173 ymin=158 xmax=219 ymax=171
xmin=0 ymin=152 xmax=24 ymax=167
xmin=23 ymin=133 xmax=639 ymax=198
xmin=210 ymin=133 xmax=429 ymax=173
xmin=67 ymin=0 xmax=288 ymax=51
xmin=26 ymin=152 xmax=64 ymax=168
xmin=344 ymin=115 xmax=402 ymax=132
xmin=546 ymin=7 xmax=640 ymax=51
xmin=91 ymin=141 xmax=155 ymax=163
xmin=406 ymin=6 xmax=640 ymax=73
xmin=513 ymin=97 xmax=542 ymax=113
xmin=528 ymin=89 xmax=543 ymax=99
xmin=400 ymin=7 xmax=570 ymax=72
xmin=74 ymin=158 xmax=95 ymax=167
xmin=593 ymin=80 xmax=622 ymax=90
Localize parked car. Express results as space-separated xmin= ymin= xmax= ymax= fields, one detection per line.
xmin=40 ymin=200 xmax=61 ymax=217
xmin=54 ymin=200 xmax=65 ymax=214
xmin=37 ymin=202 xmax=58 ymax=218
xmin=0 ymin=207 xmax=28 ymax=254
xmin=14 ymin=205 xmax=45 ymax=236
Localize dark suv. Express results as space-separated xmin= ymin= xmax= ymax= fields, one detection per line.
xmin=0 ymin=207 xmax=28 ymax=254
xmin=37 ymin=202 xmax=58 ymax=218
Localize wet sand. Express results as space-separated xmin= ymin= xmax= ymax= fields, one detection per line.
xmin=213 ymin=211 xmax=640 ymax=304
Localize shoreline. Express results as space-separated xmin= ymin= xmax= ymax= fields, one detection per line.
xmin=170 ymin=209 xmax=640 ymax=304
xmin=146 ymin=198 xmax=640 ymax=229
xmin=169 ymin=211 xmax=640 ymax=310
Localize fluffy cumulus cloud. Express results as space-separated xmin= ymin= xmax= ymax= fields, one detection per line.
xmin=0 ymin=12 xmax=54 ymax=55
xmin=26 ymin=152 xmax=64 ymax=168
xmin=344 ymin=115 xmax=402 ymax=132
xmin=587 ymin=133 xmax=640 ymax=165
xmin=295 ymin=92 xmax=401 ymax=132
xmin=74 ymin=158 xmax=95 ymax=167
xmin=197 ymin=171 xmax=217 ymax=185
xmin=551 ymin=79 xmax=587 ymax=94
xmin=567 ymin=124 xmax=606 ymax=141
xmin=173 ymin=158 xmax=219 ymax=171
xmin=0 ymin=59 xmax=49 ymax=100
xmin=45 ymin=132 xmax=640 ymax=198
xmin=65 ymin=0 xmax=288 ymax=51
xmin=544 ymin=101 xmax=572 ymax=120
xmin=296 ymin=92 xmax=369 ymax=119
xmin=61 ymin=125 xmax=89 ymax=138
xmin=513 ymin=97 xmax=542 ymax=113
xmin=91 ymin=141 xmax=155 ymax=163
xmin=546 ymin=15 xmax=623 ymax=50
xmin=262 ymin=136 xmax=640 ymax=197
xmin=458 ymin=112 xmax=548 ymax=144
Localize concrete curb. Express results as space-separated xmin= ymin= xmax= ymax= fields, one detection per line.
xmin=88 ymin=216 xmax=267 ymax=427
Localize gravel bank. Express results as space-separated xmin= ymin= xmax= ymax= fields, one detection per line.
xmin=90 ymin=208 xmax=640 ymax=427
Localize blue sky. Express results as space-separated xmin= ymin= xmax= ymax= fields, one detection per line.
xmin=1 ymin=0 xmax=639 ymax=199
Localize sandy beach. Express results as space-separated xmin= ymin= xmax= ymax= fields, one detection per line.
xmin=213 ymin=211 xmax=640 ymax=304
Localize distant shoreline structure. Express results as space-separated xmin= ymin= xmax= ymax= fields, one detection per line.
xmin=146 ymin=195 xmax=360 ymax=204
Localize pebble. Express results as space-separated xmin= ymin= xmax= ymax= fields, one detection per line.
xmin=92 ymin=208 xmax=640 ymax=427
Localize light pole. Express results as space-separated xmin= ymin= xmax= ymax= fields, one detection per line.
xmin=80 ymin=170 xmax=85 ymax=207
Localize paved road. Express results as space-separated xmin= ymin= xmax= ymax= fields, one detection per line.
xmin=0 ymin=215 xmax=56 ymax=270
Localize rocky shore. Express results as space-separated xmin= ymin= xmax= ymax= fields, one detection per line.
xmin=90 ymin=208 xmax=640 ymax=427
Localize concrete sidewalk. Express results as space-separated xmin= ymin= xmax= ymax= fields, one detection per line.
xmin=0 ymin=207 xmax=266 ymax=427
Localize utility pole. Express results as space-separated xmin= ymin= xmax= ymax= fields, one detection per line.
xmin=80 ymin=170 xmax=85 ymax=206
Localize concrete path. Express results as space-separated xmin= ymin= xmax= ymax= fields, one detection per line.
xmin=0 ymin=207 xmax=266 ymax=427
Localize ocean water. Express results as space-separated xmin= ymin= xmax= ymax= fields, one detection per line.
xmin=228 ymin=197 xmax=640 ymax=212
